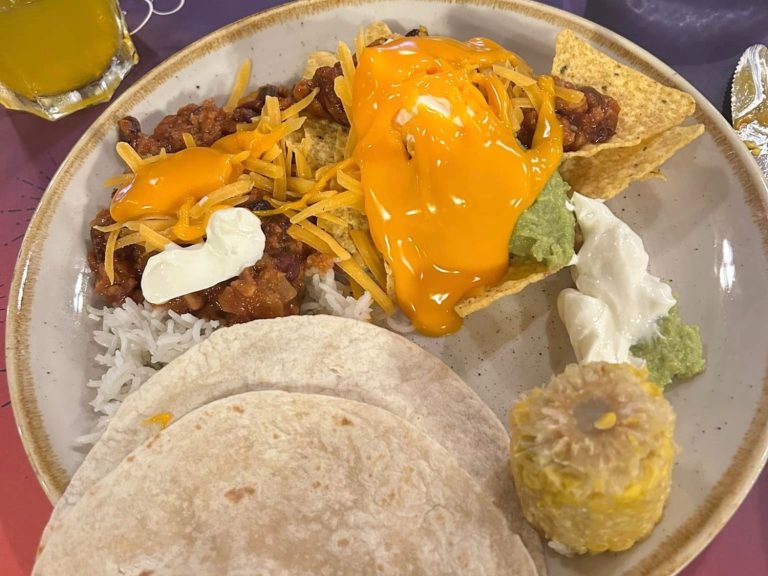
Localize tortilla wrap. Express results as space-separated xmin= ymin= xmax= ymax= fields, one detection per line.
xmin=35 ymin=391 xmax=536 ymax=575
xmin=49 ymin=315 xmax=546 ymax=573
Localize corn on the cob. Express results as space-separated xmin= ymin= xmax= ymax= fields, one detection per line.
xmin=509 ymin=362 xmax=677 ymax=554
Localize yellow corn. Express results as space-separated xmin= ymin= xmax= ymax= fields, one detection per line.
xmin=508 ymin=362 xmax=677 ymax=555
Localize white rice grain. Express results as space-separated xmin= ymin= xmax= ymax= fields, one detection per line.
xmin=78 ymin=299 xmax=220 ymax=445
xmin=301 ymin=268 xmax=373 ymax=322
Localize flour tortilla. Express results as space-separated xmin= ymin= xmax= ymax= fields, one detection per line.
xmin=50 ymin=315 xmax=545 ymax=573
xmin=35 ymin=392 xmax=536 ymax=575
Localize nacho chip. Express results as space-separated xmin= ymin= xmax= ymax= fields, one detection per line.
xmin=288 ymin=117 xmax=348 ymax=172
xmin=384 ymin=258 xmax=559 ymax=319
xmin=560 ymin=124 xmax=704 ymax=199
xmin=363 ymin=21 xmax=396 ymax=45
xmin=638 ymin=170 xmax=666 ymax=182
xmin=384 ymin=260 xmax=396 ymax=302
xmin=302 ymin=51 xmax=337 ymax=79
xmin=455 ymin=260 xmax=561 ymax=318
xmin=553 ymin=30 xmax=696 ymax=158
xmin=302 ymin=22 xmax=395 ymax=79
xmin=316 ymin=207 xmax=368 ymax=255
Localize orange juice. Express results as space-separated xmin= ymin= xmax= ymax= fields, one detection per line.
xmin=0 ymin=0 xmax=123 ymax=98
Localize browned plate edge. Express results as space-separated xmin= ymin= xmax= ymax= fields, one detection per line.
xmin=6 ymin=1 xmax=768 ymax=575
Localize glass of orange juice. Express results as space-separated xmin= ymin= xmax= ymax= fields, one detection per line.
xmin=0 ymin=0 xmax=137 ymax=120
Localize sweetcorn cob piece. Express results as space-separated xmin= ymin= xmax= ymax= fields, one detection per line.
xmin=509 ymin=362 xmax=677 ymax=554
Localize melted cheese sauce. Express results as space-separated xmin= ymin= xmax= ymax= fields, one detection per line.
xmin=352 ymin=36 xmax=562 ymax=335
xmin=110 ymin=146 xmax=242 ymax=223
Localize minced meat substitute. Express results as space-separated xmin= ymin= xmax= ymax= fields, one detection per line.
xmin=88 ymin=210 xmax=146 ymax=305
xmin=517 ymin=79 xmax=620 ymax=152
xmin=232 ymin=84 xmax=294 ymax=123
xmin=88 ymin=211 xmax=316 ymax=325
xmin=118 ymin=99 xmax=238 ymax=157
xmin=292 ymin=62 xmax=349 ymax=126
xmin=117 ymin=90 xmax=294 ymax=158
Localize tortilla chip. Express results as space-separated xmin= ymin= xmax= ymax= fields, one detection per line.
xmin=455 ymin=260 xmax=561 ymax=318
xmin=385 ymin=261 xmax=396 ymax=302
xmin=553 ymin=30 xmax=696 ymax=158
xmin=302 ymin=51 xmax=338 ymax=79
xmin=363 ymin=21 xmax=395 ymax=45
xmin=290 ymin=117 xmax=348 ymax=171
xmin=317 ymin=208 xmax=368 ymax=255
xmin=384 ymin=259 xmax=562 ymax=319
xmin=560 ymin=124 xmax=704 ymax=199
xmin=302 ymin=22 xmax=395 ymax=79
xmin=639 ymin=170 xmax=666 ymax=182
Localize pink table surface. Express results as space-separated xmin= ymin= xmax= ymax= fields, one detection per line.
xmin=1 ymin=1 xmax=767 ymax=574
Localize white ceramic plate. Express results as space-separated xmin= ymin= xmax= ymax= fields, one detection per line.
xmin=7 ymin=1 xmax=768 ymax=575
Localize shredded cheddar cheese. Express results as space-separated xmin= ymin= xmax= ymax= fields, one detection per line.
xmin=224 ymin=59 xmax=252 ymax=112
xmin=115 ymin=142 xmax=143 ymax=173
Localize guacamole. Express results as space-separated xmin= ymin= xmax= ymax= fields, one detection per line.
xmin=630 ymin=307 xmax=705 ymax=388
xmin=509 ymin=171 xmax=575 ymax=269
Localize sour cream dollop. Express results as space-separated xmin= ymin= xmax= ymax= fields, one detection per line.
xmin=141 ymin=207 xmax=266 ymax=304
xmin=557 ymin=193 xmax=675 ymax=364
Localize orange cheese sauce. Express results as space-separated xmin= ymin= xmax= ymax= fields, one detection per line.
xmin=110 ymin=146 xmax=241 ymax=223
xmin=352 ymin=36 xmax=563 ymax=336
xmin=143 ymin=411 xmax=173 ymax=429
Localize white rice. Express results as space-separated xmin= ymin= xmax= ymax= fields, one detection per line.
xmin=79 ymin=268 xmax=373 ymax=445
xmin=78 ymin=299 xmax=220 ymax=445
xmin=301 ymin=268 xmax=373 ymax=321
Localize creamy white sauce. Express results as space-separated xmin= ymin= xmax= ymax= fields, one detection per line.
xmin=142 ymin=207 xmax=266 ymax=304
xmin=557 ymin=193 xmax=675 ymax=365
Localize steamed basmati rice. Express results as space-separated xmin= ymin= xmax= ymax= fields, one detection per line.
xmin=78 ymin=300 xmax=220 ymax=445
xmin=80 ymin=269 xmax=373 ymax=445
xmin=301 ymin=268 xmax=373 ymax=321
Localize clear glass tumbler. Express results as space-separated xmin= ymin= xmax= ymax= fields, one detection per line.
xmin=0 ymin=0 xmax=137 ymax=120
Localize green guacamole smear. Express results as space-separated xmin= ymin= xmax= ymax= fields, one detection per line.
xmin=509 ymin=171 xmax=575 ymax=269
xmin=630 ymin=307 xmax=705 ymax=388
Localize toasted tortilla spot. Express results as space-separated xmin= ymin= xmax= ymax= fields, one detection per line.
xmin=338 ymin=416 xmax=353 ymax=426
xmin=231 ymin=405 xmax=244 ymax=414
xmin=126 ymin=455 xmax=135 ymax=463
xmin=560 ymin=124 xmax=704 ymax=199
xmin=224 ymin=486 xmax=256 ymax=504
xmin=553 ymin=29 xmax=696 ymax=158
xmin=138 ymin=571 xmax=154 ymax=576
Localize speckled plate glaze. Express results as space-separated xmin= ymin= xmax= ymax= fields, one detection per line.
xmin=7 ymin=1 xmax=768 ymax=574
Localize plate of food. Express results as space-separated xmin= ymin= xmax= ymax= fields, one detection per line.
xmin=8 ymin=1 xmax=768 ymax=575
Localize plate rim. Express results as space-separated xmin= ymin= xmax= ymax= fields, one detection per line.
xmin=6 ymin=1 xmax=768 ymax=574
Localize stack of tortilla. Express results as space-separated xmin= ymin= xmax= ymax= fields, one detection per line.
xmin=34 ymin=316 xmax=541 ymax=575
